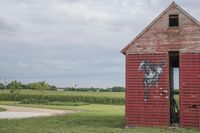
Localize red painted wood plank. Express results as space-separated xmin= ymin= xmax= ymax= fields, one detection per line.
xmin=180 ymin=53 xmax=200 ymax=128
xmin=125 ymin=53 xmax=169 ymax=127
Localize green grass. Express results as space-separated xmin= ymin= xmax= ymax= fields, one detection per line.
xmin=0 ymin=90 xmax=187 ymax=133
xmin=174 ymin=95 xmax=179 ymax=105
xmin=0 ymin=101 xmax=199 ymax=133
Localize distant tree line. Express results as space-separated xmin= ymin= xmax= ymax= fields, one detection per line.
xmin=0 ymin=81 xmax=56 ymax=91
xmin=63 ymin=86 xmax=125 ymax=92
xmin=0 ymin=83 xmax=4 ymax=89
xmin=0 ymin=81 xmax=125 ymax=92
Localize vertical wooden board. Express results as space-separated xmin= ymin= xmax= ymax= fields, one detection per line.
xmin=180 ymin=53 xmax=200 ymax=128
xmin=125 ymin=53 xmax=169 ymax=127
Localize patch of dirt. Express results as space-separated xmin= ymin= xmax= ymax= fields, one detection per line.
xmin=0 ymin=105 xmax=78 ymax=119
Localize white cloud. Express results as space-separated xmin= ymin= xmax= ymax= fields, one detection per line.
xmin=0 ymin=0 xmax=199 ymax=87
xmin=18 ymin=62 xmax=30 ymax=68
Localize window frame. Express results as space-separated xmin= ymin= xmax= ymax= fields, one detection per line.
xmin=169 ymin=14 xmax=179 ymax=27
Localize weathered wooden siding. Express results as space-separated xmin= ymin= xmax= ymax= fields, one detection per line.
xmin=125 ymin=53 xmax=169 ymax=127
xmin=125 ymin=5 xmax=200 ymax=55
xmin=180 ymin=53 xmax=200 ymax=128
xmin=123 ymin=2 xmax=200 ymax=128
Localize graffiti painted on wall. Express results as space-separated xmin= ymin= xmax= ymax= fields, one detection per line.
xmin=139 ymin=60 xmax=164 ymax=101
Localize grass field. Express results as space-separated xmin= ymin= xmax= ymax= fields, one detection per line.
xmin=0 ymin=90 xmax=192 ymax=133
xmin=0 ymin=101 xmax=199 ymax=133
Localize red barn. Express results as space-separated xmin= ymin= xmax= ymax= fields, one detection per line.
xmin=121 ymin=2 xmax=200 ymax=128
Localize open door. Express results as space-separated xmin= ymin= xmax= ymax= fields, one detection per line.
xmin=169 ymin=51 xmax=180 ymax=126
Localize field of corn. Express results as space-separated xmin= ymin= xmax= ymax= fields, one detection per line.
xmin=0 ymin=90 xmax=125 ymax=105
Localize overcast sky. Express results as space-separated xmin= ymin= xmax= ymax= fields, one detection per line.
xmin=0 ymin=0 xmax=199 ymax=88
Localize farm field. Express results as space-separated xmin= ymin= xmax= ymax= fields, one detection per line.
xmin=0 ymin=90 xmax=195 ymax=133
xmin=0 ymin=90 xmax=125 ymax=105
xmin=0 ymin=101 xmax=198 ymax=133
xmin=0 ymin=90 xmax=125 ymax=97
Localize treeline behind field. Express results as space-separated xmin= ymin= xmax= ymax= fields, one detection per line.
xmin=63 ymin=86 xmax=125 ymax=92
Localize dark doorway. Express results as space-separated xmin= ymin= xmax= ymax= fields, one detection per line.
xmin=169 ymin=51 xmax=180 ymax=125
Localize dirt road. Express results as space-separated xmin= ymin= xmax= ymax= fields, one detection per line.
xmin=0 ymin=105 xmax=77 ymax=119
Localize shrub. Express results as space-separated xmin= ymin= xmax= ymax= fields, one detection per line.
xmin=20 ymin=99 xmax=49 ymax=104
xmin=0 ymin=107 xmax=6 ymax=112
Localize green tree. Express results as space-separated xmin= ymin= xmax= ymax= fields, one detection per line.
xmin=9 ymin=80 xmax=22 ymax=104
xmin=39 ymin=81 xmax=49 ymax=107
xmin=0 ymin=83 xmax=4 ymax=90
xmin=107 ymin=86 xmax=125 ymax=92
xmin=27 ymin=81 xmax=49 ymax=90
xmin=48 ymin=85 xmax=57 ymax=91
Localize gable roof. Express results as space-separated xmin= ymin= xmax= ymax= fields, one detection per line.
xmin=121 ymin=2 xmax=200 ymax=54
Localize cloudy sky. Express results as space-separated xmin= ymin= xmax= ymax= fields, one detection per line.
xmin=0 ymin=0 xmax=199 ymax=88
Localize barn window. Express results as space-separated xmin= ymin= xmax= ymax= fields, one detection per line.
xmin=169 ymin=14 xmax=179 ymax=27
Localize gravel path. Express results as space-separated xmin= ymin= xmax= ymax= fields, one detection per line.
xmin=0 ymin=105 xmax=77 ymax=119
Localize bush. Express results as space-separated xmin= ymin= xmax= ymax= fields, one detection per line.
xmin=48 ymin=101 xmax=89 ymax=106
xmin=0 ymin=107 xmax=6 ymax=112
xmin=21 ymin=99 xmax=90 ymax=106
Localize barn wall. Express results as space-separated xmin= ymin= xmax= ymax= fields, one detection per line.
xmin=125 ymin=53 xmax=170 ymax=127
xmin=125 ymin=6 xmax=200 ymax=55
xmin=123 ymin=3 xmax=200 ymax=128
xmin=180 ymin=53 xmax=200 ymax=128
